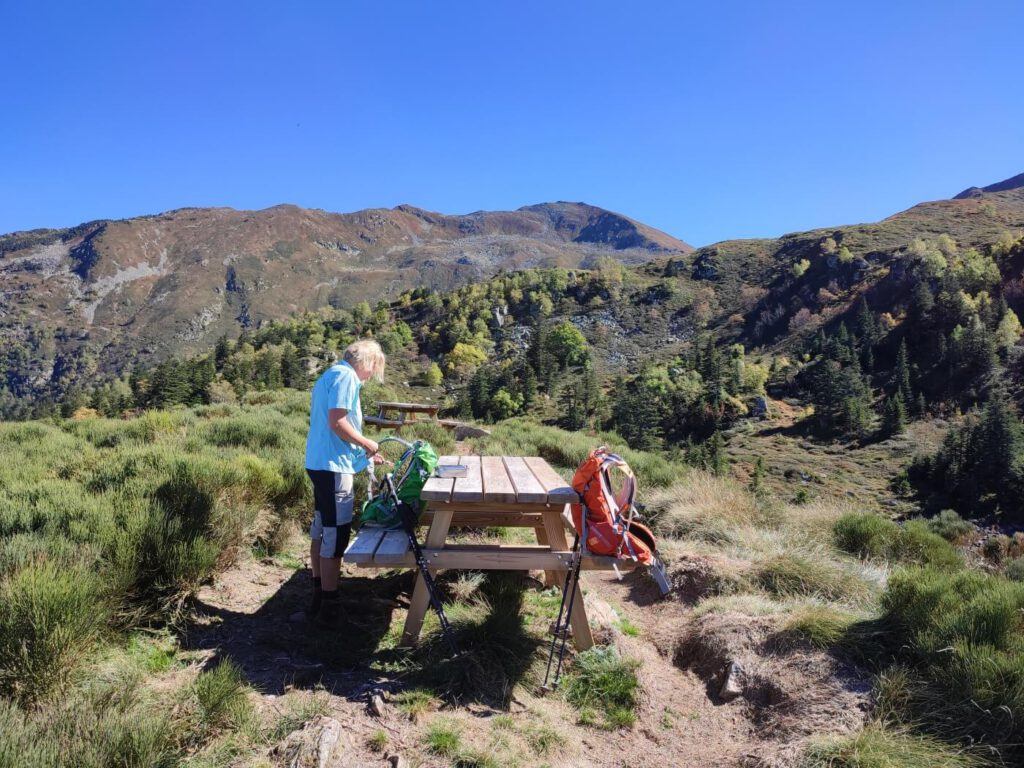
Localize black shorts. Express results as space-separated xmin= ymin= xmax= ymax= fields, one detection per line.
xmin=307 ymin=469 xmax=354 ymax=558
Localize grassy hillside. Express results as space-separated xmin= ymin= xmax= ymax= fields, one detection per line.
xmin=2 ymin=392 xmax=1023 ymax=765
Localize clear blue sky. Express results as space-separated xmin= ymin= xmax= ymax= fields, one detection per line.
xmin=2 ymin=1 xmax=1021 ymax=246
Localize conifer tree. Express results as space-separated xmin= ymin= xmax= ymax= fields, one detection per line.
xmin=750 ymin=456 xmax=766 ymax=495
xmin=894 ymin=340 xmax=914 ymax=406
xmin=708 ymin=430 xmax=729 ymax=476
xmin=881 ymin=392 xmax=908 ymax=437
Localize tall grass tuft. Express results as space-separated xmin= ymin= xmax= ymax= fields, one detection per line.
xmin=563 ymin=645 xmax=641 ymax=729
xmin=0 ymin=562 xmax=107 ymax=705
xmin=801 ymin=723 xmax=986 ymax=767
xmin=756 ymin=553 xmax=870 ymax=604
xmin=879 ymin=567 xmax=1024 ymax=760
xmin=189 ymin=658 xmax=255 ymax=736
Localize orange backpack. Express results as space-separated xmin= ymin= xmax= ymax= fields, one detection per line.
xmin=570 ymin=447 xmax=659 ymax=565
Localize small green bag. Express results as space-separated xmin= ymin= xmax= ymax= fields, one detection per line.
xmin=360 ymin=440 xmax=439 ymax=528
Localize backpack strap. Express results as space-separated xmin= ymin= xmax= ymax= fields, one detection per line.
xmin=599 ymin=455 xmax=642 ymax=561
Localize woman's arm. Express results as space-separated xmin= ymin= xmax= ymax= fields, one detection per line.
xmin=327 ymin=408 xmax=379 ymax=455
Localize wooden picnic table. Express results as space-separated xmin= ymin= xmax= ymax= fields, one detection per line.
xmin=364 ymin=401 xmax=441 ymax=430
xmin=343 ymin=455 xmax=639 ymax=650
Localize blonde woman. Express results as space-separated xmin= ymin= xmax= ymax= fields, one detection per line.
xmin=294 ymin=339 xmax=386 ymax=627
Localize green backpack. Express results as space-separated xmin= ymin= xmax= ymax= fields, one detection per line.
xmin=360 ymin=440 xmax=439 ymax=528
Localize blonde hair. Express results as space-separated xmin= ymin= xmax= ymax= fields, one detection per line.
xmin=343 ymin=339 xmax=386 ymax=382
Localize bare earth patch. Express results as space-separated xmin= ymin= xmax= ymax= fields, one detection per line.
xmin=180 ymin=533 xmax=872 ymax=767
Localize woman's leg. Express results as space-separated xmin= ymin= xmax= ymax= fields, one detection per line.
xmin=317 ymin=473 xmax=355 ymax=626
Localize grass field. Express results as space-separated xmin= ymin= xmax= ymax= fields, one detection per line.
xmin=2 ymin=390 xmax=1024 ymax=766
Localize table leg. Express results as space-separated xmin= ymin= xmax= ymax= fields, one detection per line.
xmin=400 ymin=507 xmax=454 ymax=647
xmin=542 ymin=506 xmax=594 ymax=651
xmin=533 ymin=526 xmax=559 ymax=588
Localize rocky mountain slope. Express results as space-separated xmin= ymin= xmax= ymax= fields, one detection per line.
xmin=0 ymin=202 xmax=690 ymax=404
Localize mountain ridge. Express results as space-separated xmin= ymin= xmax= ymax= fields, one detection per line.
xmin=953 ymin=171 xmax=1024 ymax=199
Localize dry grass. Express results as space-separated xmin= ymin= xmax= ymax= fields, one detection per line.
xmin=645 ymin=471 xmax=767 ymax=542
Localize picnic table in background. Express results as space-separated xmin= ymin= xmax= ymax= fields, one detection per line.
xmin=364 ymin=401 xmax=463 ymax=432
xmin=344 ymin=454 xmax=644 ymax=650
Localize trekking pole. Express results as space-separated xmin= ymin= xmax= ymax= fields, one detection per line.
xmin=542 ymin=531 xmax=583 ymax=691
xmin=385 ymin=475 xmax=460 ymax=657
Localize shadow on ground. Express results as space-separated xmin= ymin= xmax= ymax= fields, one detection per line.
xmin=184 ymin=567 xmax=413 ymax=696
xmin=183 ymin=567 xmax=548 ymax=710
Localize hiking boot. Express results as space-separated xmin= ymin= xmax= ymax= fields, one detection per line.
xmin=289 ymin=577 xmax=322 ymax=623
xmin=315 ymin=593 xmax=344 ymax=629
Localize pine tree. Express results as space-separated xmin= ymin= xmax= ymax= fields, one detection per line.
xmin=749 ymin=456 xmax=766 ymax=495
xmin=214 ymin=334 xmax=232 ymax=369
xmin=881 ymin=392 xmax=908 ymax=437
xmin=528 ymin=318 xmax=555 ymax=392
xmin=708 ymin=430 xmax=729 ymax=476
xmin=557 ymin=379 xmax=586 ymax=431
xmin=280 ymin=342 xmax=306 ymax=389
xmin=855 ymin=298 xmax=879 ymax=349
xmin=894 ymin=340 xmax=913 ymax=406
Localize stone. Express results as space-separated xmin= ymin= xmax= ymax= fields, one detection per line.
xmin=270 ymin=716 xmax=343 ymax=768
xmin=453 ymin=424 xmax=491 ymax=440
xmin=369 ymin=693 xmax=386 ymax=718
xmin=719 ymin=660 xmax=744 ymax=702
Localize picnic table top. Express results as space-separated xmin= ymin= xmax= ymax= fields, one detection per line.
xmin=375 ymin=401 xmax=440 ymax=413
xmin=421 ymin=455 xmax=579 ymax=506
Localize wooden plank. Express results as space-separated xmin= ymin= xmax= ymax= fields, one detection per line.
xmin=523 ymin=456 xmax=579 ymax=504
xmin=356 ymin=546 xmax=638 ymax=571
xmin=542 ymin=506 xmax=595 ymax=651
xmin=534 ymin=526 xmax=559 ymax=587
xmin=451 ymin=455 xmax=483 ymax=503
xmin=481 ymin=456 xmax=517 ymax=503
xmin=423 ymin=511 xmax=545 ymax=528
xmin=343 ymin=528 xmax=386 ymax=563
xmin=421 ymin=454 xmax=457 ymax=502
xmin=375 ymin=401 xmax=440 ymax=413
xmin=400 ymin=507 xmax=454 ymax=647
xmin=365 ymin=416 xmax=405 ymax=428
xmin=503 ymin=456 xmax=548 ymax=504
xmin=373 ymin=530 xmax=412 ymax=565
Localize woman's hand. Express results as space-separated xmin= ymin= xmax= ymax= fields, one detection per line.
xmin=363 ymin=438 xmax=380 ymax=457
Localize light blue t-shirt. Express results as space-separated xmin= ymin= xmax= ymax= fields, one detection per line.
xmin=304 ymin=361 xmax=367 ymax=474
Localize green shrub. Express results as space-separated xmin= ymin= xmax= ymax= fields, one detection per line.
xmin=190 ymin=658 xmax=254 ymax=735
xmin=0 ymin=682 xmax=178 ymax=768
xmin=926 ymin=510 xmax=975 ymax=542
xmin=202 ymin=416 xmax=285 ymax=450
xmin=834 ymin=513 xmax=899 ymax=559
xmin=833 ymin=514 xmax=961 ymax=569
xmin=1006 ymin=557 xmax=1024 ymax=582
xmin=893 ymin=521 xmax=963 ymax=570
xmin=563 ymin=645 xmax=640 ymax=729
xmin=366 ymin=729 xmax=388 ymax=753
xmin=982 ymin=534 xmax=1009 ymax=563
xmin=0 ymin=562 xmax=107 ymax=705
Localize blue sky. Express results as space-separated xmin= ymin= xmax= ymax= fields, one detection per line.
xmin=1 ymin=1 xmax=1021 ymax=246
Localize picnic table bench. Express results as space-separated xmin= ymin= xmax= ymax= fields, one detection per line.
xmin=364 ymin=401 xmax=441 ymax=430
xmin=344 ymin=454 xmax=641 ymax=650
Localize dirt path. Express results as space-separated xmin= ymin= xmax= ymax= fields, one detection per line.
xmin=181 ymin=535 xmax=867 ymax=768
xmin=180 ymin=436 xmax=865 ymax=766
